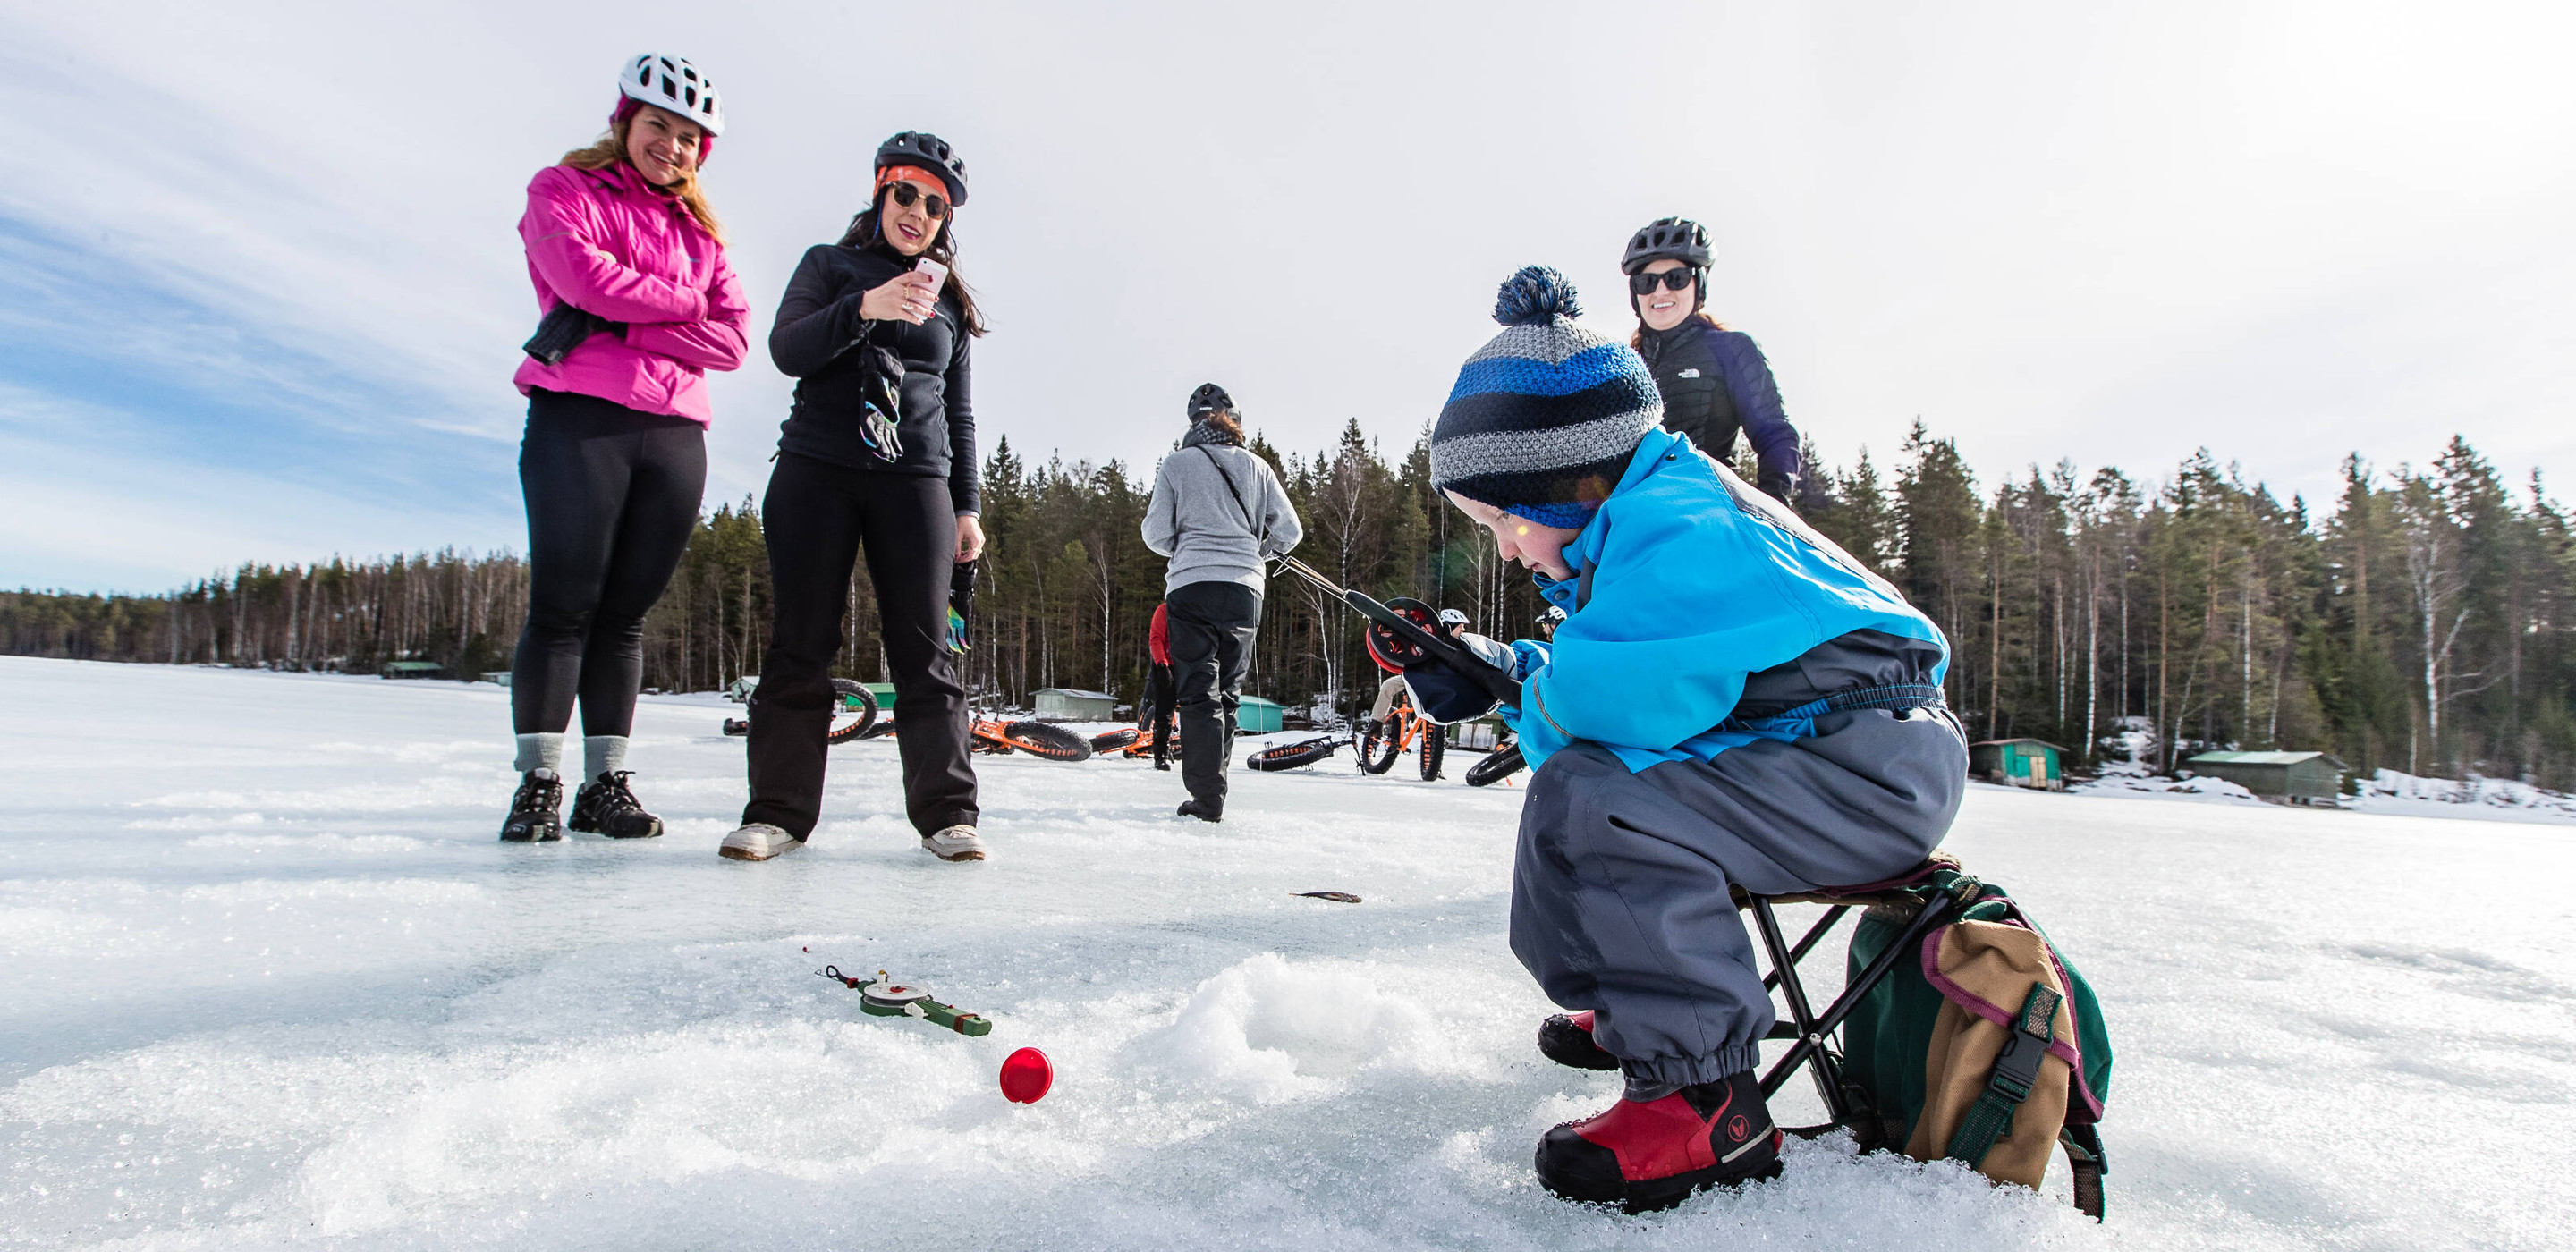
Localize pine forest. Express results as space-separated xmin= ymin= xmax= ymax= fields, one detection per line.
xmin=7 ymin=423 xmax=2572 ymax=788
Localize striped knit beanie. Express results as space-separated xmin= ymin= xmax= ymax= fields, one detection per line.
xmin=1428 ymin=266 xmax=1662 ymax=527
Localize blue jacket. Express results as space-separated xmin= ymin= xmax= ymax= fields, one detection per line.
xmin=1501 ymin=427 xmax=1946 ymax=774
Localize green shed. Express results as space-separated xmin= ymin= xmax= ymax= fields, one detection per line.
xmin=1237 ymin=696 xmax=1285 ymax=733
xmin=379 ymin=661 xmax=444 ymax=681
xmin=1969 ymin=739 xmax=2064 ymax=791
xmin=2183 ymin=750 xmax=2349 ymax=804
xmin=859 ymin=681 xmax=894 ymax=710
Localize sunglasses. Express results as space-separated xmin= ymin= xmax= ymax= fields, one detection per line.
xmin=886 ymin=181 xmax=951 ymax=220
xmin=1629 ymin=267 xmax=1699 ymax=295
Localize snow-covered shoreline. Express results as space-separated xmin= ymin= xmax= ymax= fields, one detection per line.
xmin=4 ymin=656 xmax=2571 ymax=1249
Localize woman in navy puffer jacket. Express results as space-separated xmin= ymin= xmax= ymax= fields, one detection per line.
xmin=1620 ymin=217 xmax=1801 ymax=505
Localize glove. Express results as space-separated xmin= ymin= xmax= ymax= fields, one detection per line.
xmin=1401 ymin=632 xmax=1521 ymax=724
xmin=521 ymin=304 xmax=624 ymax=365
xmin=854 ymin=343 xmax=907 ymax=461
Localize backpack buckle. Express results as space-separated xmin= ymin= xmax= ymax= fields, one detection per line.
xmin=1986 ymin=985 xmax=2061 ymax=1104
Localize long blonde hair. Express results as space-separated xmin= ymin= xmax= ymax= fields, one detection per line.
xmin=562 ymin=110 xmax=724 ymax=242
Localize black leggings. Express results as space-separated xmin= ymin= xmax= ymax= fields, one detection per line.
xmin=510 ymin=388 xmax=707 ymax=738
xmin=744 ymin=453 xmax=976 ymax=839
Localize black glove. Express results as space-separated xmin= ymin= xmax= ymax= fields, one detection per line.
xmin=521 ymin=304 xmax=624 ymax=365
xmin=1400 ymin=632 xmax=1520 ymax=724
xmin=854 ymin=343 xmax=907 ymax=461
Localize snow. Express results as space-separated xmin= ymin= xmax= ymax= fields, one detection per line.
xmin=2349 ymin=770 xmax=2576 ymax=825
xmin=2072 ymin=773 xmax=2269 ymax=805
xmin=4 ymin=656 xmax=2573 ymax=1250
xmin=2072 ymin=755 xmax=2576 ymax=827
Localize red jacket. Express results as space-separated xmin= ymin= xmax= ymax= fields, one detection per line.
xmin=1149 ymin=603 xmax=1171 ymax=666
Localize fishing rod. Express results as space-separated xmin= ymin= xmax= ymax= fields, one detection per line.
xmin=1272 ymin=554 xmax=1522 ymax=709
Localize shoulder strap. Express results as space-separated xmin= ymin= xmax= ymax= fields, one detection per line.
xmin=2060 ymin=1124 xmax=2107 ymax=1222
xmin=1197 ymin=445 xmax=1263 ymax=540
xmin=1944 ymin=983 xmax=2061 ymax=1172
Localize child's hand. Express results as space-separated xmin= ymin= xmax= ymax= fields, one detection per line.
xmin=1401 ymin=637 xmax=1520 ymax=724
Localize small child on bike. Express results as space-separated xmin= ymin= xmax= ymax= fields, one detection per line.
xmin=1401 ymin=266 xmax=1966 ymax=1212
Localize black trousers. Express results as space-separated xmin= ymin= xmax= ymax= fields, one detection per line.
xmin=1165 ymin=580 xmax=1262 ymax=808
xmin=511 ymin=388 xmax=707 ymax=738
xmin=1139 ymin=662 xmax=1179 ymax=764
xmin=744 ymin=453 xmax=976 ymax=839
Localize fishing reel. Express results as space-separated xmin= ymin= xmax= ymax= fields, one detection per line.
xmin=1365 ymin=596 xmax=1441 ymax=673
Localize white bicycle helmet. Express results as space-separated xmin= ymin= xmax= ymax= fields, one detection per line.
xmin=1438 ymin=608 xmax=1470 ymax=629
xmin=619 ymin=53 xmax=724 ymax=136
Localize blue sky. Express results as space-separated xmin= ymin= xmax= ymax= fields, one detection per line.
xmin=6 ymin=0 xmax=2574 ymax=592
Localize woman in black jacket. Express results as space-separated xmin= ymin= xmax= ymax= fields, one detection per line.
xmin=720 ymin=131 xmax=988 ymax=863
xmin=1620 ymin=217 xmax=1802 ymax=504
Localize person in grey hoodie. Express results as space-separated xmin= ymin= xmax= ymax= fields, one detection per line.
xmin=1141 ymin=384 xmax=1303 ymax=821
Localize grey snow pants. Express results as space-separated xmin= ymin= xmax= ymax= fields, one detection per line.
xmin=1509 ymin=706 xmax=1966 ymax=1089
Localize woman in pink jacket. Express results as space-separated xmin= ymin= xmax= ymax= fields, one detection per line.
xmin=499 ymin=53 xmax=749 ymax=843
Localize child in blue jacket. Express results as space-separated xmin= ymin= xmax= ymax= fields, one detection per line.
xmin=1410 ymin=267 xmax=1967 ymax=1213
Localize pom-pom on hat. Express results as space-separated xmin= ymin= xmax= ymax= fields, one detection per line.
xmin=1428 ymin=266 xmax=1662 ymax=528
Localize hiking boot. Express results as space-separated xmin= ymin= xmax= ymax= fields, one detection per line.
xmin=568 ymin=771 xmax=664 ymax=839
xmin=1538 ymin=1011 xmax=1621 ymax=1071
xmin=1535 ymin=1070 xmax=1782 ymax=1214
xmin=718 ymin=823 xmax=803 ymax=861
xmin=1176 ymin=799 xmax=1222 ymax=823
xmin=921 ymin=825 xmax=987 ymax=862
xmin=498 ymin=770 xmax=564 ymax=842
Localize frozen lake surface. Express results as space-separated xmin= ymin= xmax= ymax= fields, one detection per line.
xmin=3 ymin=656 xmax=2570 ymax=1249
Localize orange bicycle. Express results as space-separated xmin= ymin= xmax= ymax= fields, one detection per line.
xmin=1357 ymin=692 xmax=1445 ymax=781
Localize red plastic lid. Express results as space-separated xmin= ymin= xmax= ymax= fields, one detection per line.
xmin=999 ymin=1046 xmax=1054 ymax=1104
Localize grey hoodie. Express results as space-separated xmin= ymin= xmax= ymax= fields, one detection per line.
xmin=1143 ymin=423 xmax=1304 ymax=593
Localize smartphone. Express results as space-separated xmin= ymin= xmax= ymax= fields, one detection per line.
xmin=911 ymin=257 xmax=948 ymax=289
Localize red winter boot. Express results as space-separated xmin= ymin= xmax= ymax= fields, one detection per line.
xmin=1535 ymin=1070 xmax=1782 ymax=1213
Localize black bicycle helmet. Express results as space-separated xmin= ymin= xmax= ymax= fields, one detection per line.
xmin=1187 ymin=383 xmax=1234 ymax=421
xmin=1621 ymin=216 xmax=1711 ymax=275
xmin=877 ymin=131 xmax=969 ymax=207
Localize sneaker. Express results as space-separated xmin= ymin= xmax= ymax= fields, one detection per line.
xmin=921 ymin=825 xmax=987 ymax=862
xmin=498 ymin=770 xmax=564 ymax=842
xmin=568 ymin=771 xmax=664 ymax=839
xmin=1534 ymin=1070 xmax=1783 ymax=1214
xmin=718 ymin=823 xmax=803 ymax=861
xmin=1176 ymin=799 xmax=1221 ymax=823
xmin=1538 ymin=1011 xmax=1621 ymax=1071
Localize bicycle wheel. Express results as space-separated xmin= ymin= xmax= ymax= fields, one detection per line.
xmin=1248 ymin=736 xmax=1338 ymax=772
xmin=1419 ymin=727 xmax=1445 ymax=781
xmin=1465 ymin=741 xmax=1525 ymax=787
xmin=1358 ymin=718 xmax=1400 ymax=774
xmin=1089 ymin=727 xmax=1141 ymax=754
xmin=992 ymin=719 xmax=1093 ymax=762
xmin=825 ymin=679 xmax=881 ymax=745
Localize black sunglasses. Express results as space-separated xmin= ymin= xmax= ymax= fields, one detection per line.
xmin=886 ymin=182 xmax=950 ymax=220
xmin=1629 ymin=267 xmax=1699 ymax=295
